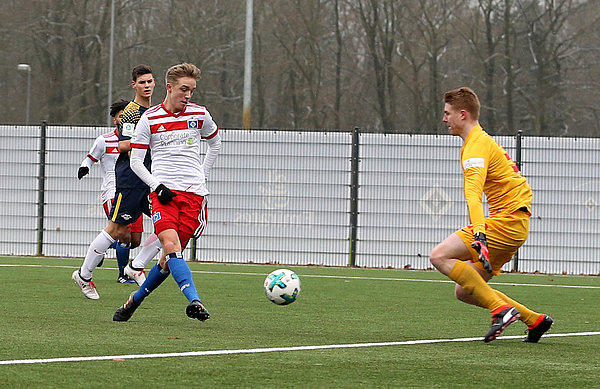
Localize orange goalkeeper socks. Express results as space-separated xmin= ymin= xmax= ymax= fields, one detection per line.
xmin=448 ymin=260 xmax=506 ymax=312
xmin=493 ymin=289 xmax=541 ymax=327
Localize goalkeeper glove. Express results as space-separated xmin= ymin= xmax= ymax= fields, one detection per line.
xmin=155 ymin=184 xmax=176 ymax=204
xmin=471 ymin=232 xmax=492 ymax=274
xmin=78 ymin=166 xmax=89 ymax=180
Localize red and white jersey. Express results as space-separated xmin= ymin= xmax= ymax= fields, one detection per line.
xmin=131 ymin=102 xmax=219 ymax=196
xmin=80 ymin=130 xmax=120 ymax=203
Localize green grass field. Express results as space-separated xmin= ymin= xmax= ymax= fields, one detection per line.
xmin=1 ymin=256 xmax=599 ymax=388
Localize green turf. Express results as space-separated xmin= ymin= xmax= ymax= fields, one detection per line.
xmin=0 ymin=256 xmax=599 ymax=388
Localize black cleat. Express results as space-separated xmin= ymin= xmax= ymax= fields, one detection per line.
xmin=113 ymin=293 xmax=141 ymax=322
xmin=117 ymin=275 xmax=136 ymax=284
xmin=523 ymin=315 xmax=553 ymax=343
xmin=484 ymin=306 xmax=520 ymax=343
xmin=186 ymin=300 xmax=210 ymax=322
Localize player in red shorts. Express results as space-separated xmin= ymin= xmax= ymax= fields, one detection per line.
xmin=113 ymin=63 xmax=221 ymax=322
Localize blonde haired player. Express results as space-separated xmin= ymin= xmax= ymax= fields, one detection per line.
xmin=113 ymin=63 xmax=221 ymax=322
xmin=430 ymin=87 xmax=553 ymax=343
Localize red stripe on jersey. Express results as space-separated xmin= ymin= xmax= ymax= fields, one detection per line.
xmin=130 ymin=143 xmax=149 ymax=149
xmin=178 ymin=111 xmax=205 ymax=116
xmin=150 ymin=120 xmax=196 ymax=133
xmin=148 ymin=113 xmax=173 ymax=120
xmin=203 ymin=128 xmax=219 ymax=139
xmin=87 ymin=154 xmax=98 ymax=162
xmin=148 ymin=104 xmax=206 ymax=120
xmin=144 ymin=105 xmax=164 ymax=119
xmin=105 ymin=147 xmax=120 ymax=154
xmin=149 ymin=112 xmax=203 ymax=120
xmin=183 ymin=103 xmax=206 ymax=116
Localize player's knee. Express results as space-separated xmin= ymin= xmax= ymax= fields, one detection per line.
xmin=454 ymin=285 xmax=467 ymax=301
xmin=429 ymin=245 xmax=446 ymax=269
xmin=162 ymin=242 xmax=178 ymax=254
xmin=130 ymin=234 xmax=142 ymax=249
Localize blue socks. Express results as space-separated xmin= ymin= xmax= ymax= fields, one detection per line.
xmin=115 ymin=241 xmax=130 ymax=276
xmin=133 ymin=263 xmax=170 ymax=303
xmin=130 ymin=251 xmax=201 ymax=305
xmin=166 ymin=252 xmax=200 ymax=303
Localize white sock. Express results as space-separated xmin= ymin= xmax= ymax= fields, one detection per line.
xmin=80 ymin=230 xmax=115 ymax=279
xmin=131 ymin=233 xmax=162 ymax=269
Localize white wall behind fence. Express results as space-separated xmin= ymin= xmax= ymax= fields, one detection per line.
xmin=0 ymin=125 xmax=598 ymax=275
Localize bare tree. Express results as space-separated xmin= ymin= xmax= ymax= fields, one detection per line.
xmin=353 ymin=0 xmax=399 ymax=131
xmin=1 ymin=0 xmax=600 ymax=136
xmin=266 ymin=0 xmax=336 ymax=129
xmin=20 ymin=0 xmax=117 ymax=123
xmin=514 ymin=0 xmax=590 ymax=135
xmin=454 ymin=0 xmax=504 ymax=131
xmin=408 ymin=0 xmax=457 ymax=132
xmin=503 ymin=0 xmax=517 ymax=134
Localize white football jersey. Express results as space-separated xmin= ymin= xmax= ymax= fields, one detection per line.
xmin=81 ymin=130 xmax=120 ymax=203
xmin=131 ymin=102 xmax=219 ymax=196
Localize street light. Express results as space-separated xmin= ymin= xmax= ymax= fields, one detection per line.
xmin=17 ymin=63 xmax=31 ymax=125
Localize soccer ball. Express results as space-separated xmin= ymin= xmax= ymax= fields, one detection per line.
xmin=264 ymin=268 xmax=301 ymax=305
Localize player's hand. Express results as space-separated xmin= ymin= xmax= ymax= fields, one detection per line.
xmin=155 ymin=184 xmax=177 ymax=204
xmin=78 ymin=166 xmax=89 ymax=180
xmin=471 ymin=232 xmax=492 ymax=274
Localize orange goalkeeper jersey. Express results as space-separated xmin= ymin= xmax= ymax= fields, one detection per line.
xmin=460 ymin=125 xmax=532 ymax=234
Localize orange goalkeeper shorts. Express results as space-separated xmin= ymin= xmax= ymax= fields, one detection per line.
xmin=455 ymin=209 xmax=530 ymax=276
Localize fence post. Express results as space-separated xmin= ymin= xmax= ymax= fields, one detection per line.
xmin=349 ymin=127 xmax=360 ymax=266
xmin=189 ymin=238 xmax=197 ymax=261
xmin=36 ymin=121 xmax=47 ymax=256
xmin=512 ymin=129 xmax=523 ymax=272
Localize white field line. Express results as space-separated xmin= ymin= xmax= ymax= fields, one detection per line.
xmin=1 ymin=262 xmax=599 ymax=366
xmin=1 ymin=263 xmax=599 ymax=290
xmin=1 ymin=332 xmax=599 ymax=365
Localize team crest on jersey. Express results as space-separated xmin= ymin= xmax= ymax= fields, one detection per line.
xmin=152 ymin=212 xmax=161 ymax=223
xmin=187 ymin=120 xmax=199 ymax=129
xmin=122 ymin=122 xmax=136 ymax=137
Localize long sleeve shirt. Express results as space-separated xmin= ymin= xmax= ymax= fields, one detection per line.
xmin=460 ymin=125 xmax=532 ymax=234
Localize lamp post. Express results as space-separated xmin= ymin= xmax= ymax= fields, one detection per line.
xmin=107 ymin=0 xmax=115 ymax=126
xmin=242 ymin=0 xmax=253 ymax=129
xmin=17 ymin=63 xmax=31 ymax=125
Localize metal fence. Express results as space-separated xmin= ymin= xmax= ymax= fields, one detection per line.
xmin=0 ymin=124 xmax=598 ymax=275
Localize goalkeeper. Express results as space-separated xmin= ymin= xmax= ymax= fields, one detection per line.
xmin=429 ymin=87 xmax=553 ymax=343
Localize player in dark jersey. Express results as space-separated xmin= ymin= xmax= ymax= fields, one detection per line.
xmin=77 ymin=98 xmax=132 ymax=282
xmin=73 ymin=65 xmax=158 ymax=299
xmin=110 ymin=99 xmax=153 ymax=243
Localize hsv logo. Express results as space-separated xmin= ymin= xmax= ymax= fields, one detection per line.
xmin=152 ymin=212 xmax=161 ymax=223
xmin=151 ymin=121 xmax=203 ymax=133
